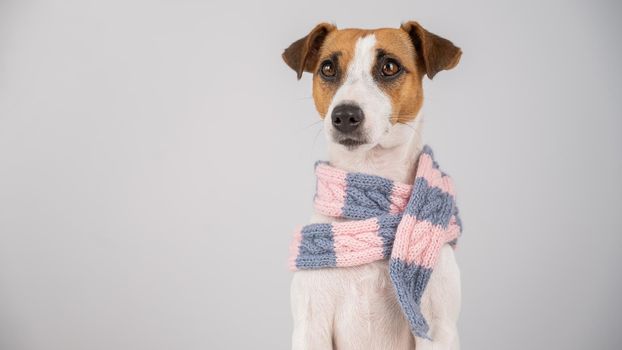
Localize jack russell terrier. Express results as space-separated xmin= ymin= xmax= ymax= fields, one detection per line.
xmin=283 ymin=21 xmax=463 ymax=350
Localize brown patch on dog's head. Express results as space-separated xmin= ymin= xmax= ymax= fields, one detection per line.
xmin=283 ymin=22 xmax=461 ymax=125
xmin=369 ymin=24 xmax=461 ymax=123
xmin=400 ymin=21 xmax=462 ymax=79
xmin=282 ymin=23 xmax=336 ymax=80
xmin=310 ymin=28 xmax=371 ymax=117
xmin=371 ymin=28 xmax=425 ymax=123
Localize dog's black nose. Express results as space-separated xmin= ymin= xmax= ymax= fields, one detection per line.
xmin=331 ymin=104 xmax=364 ymax=134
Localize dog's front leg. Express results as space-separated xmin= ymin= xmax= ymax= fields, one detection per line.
xmin=415 ymin=245 xmax=462 ymax=350
xmin=291 ymin=271 xmax=336 ymax=350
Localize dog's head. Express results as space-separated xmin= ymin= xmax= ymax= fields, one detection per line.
xmin=283 ymin=22 xmax=461 ymax=151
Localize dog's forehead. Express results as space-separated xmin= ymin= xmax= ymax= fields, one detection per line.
xmin=320 ymin=28 xmax=416 ymax=68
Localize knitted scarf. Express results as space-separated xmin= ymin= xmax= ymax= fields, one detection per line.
xmin=288 ymin=146 xmax=462 ymax=339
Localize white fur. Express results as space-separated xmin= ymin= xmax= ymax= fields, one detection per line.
xmin=292 ymin=34 xmax=461 ymax=350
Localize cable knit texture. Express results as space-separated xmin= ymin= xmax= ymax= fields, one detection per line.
xmin=289 ymin=146 xmax=462 ymax=339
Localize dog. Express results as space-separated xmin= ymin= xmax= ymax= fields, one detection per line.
xmin=282 ymin=21 xmax=462 ymax=350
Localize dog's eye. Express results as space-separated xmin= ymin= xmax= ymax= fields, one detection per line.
xmin=381 ymin=59 xmax=401 ymax=77
xmin=320 ymin=60 xmax=336 ymax=78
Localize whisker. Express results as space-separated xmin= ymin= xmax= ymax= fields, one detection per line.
xmin=312 ymin=125 xmax=324 ymax=147
xmin=396 ymin=122 xmax=416 ymax=131
xmin=299 ymin=120 xmax=323 ymax=131
xmin=384 ymin=112 xmax=419 ymax=131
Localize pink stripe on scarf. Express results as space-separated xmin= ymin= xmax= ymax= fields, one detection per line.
xmin=332 ymin=218 xmax=385 ymax=267
xmin=391 ymin=214 xmax=461 ymax=268
xmin=390 ymin=182 xmax=412 ymax=214
xmin=314 ymin=163 xmax=348 ymax=217
xmin=417 ymin=153 xmax=455 ymax=195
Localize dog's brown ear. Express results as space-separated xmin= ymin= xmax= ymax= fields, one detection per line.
xmin=282 ymin=23 xmax=336 ymax=80
xmin=401 ymin=21 xmax=462 ymax=79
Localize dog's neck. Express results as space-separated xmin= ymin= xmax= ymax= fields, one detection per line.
xmin=327 ymin=116 xmax=424 ymax=184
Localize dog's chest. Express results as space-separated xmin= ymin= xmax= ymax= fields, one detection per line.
xmin=291 ymin=259 xmax=411 ymax=346
xmin=337 ymin=260 xmax=393 ymax=293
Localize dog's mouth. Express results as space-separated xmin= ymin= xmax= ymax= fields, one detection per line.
xmin=331 ymin=127 xmax=369 ymax=150
xmin=337 ymin=138 xmax=367 ymax=149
